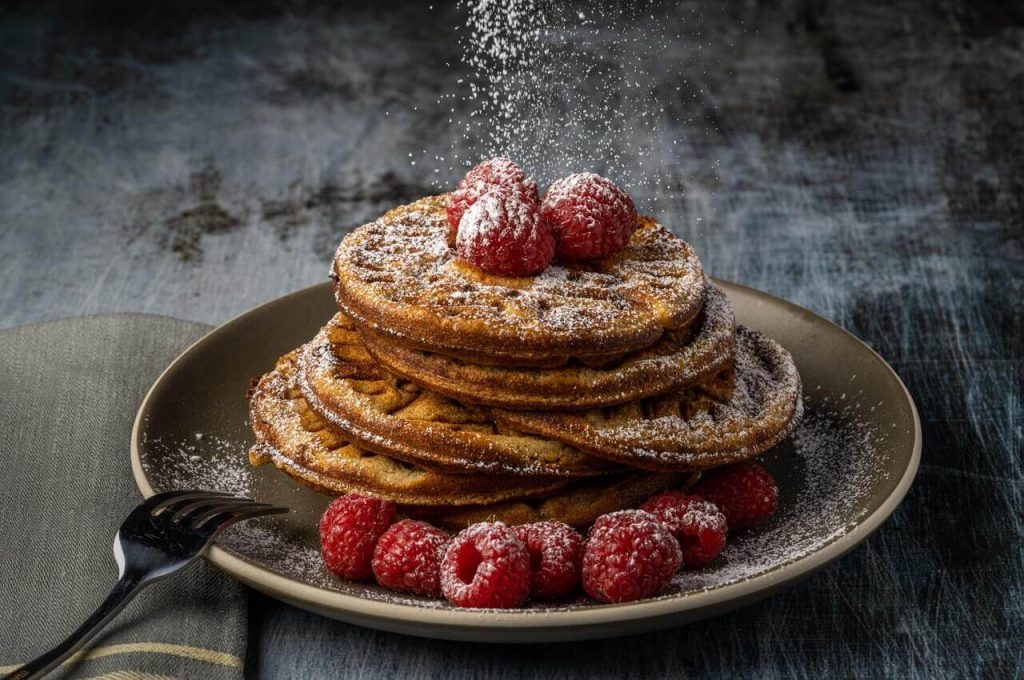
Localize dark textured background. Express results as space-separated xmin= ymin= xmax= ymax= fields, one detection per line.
xmin=1 ymin=0 xmax=1021 ymax=677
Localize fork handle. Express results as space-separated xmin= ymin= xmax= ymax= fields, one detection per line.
xmin=4 ymin=571 xmax=148 ymax=680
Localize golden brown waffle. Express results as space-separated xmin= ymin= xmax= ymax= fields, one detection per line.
xmin=408 ymin=471 xmax=696 ymax=530
xmin=296 ymin=317 xmax=621 ymax=477
xmin=360 ymin=285 xmax=736 ymax=411
xmin=492 ymin=327 xmax=803 ymax=472
xmin=248 ymin=351 xmax=575 ymax=506
xmin=332 ymin=194 xmax=708 ymax=367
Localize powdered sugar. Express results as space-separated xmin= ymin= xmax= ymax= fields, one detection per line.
xmin=434 ymin=1 xmax=722 ymax=211
xmin=679 ymin=503 xmax=726 ymax=533
xmin=457 ymin=190 xmax=502 ymax=245
xmin=220 ymin=519 xmax=335 ymax=587
xmin=141 ymin=430 xmax=253 ymax=496
xmin=669 ymin=407 xmax=883 ymax=593
xmin=544 ymin=172 xmax=623 ymax=206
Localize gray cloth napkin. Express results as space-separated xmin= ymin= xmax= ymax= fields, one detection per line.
xmin=0 ymin=314 xmax=247 ymax=679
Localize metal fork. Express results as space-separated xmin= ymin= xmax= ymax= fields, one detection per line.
xmin=4 ymin=490 xmax=287 ymax=680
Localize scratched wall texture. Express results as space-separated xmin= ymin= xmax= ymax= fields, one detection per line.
xmin=0 ymin=0 xmax=1021 ymax=678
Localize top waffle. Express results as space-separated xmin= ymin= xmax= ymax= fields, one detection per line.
xmin=332 ymin=195 xmax=708 ymax=367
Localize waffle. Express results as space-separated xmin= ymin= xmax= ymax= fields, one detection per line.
xmin=492 ymin=327 xmax=803 ymax=472
xmin=296 ymin=317 xmax=621 ymax=477
xmin=249 ymin=189 xmax=806 ymax=531
xmin=410 ymin=471 xmax=696 ymax=530
xmin=248 ymin=351 xmax=574 ymax=506
xmin=332 ymin=194 xmax=708 ymax=367
xmin=360 ymin=285 xmax=736 ymax=411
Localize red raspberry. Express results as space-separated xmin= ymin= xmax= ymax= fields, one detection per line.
xmin=371 ymin=519 xmax=449 ymax=598
xmin=541 ymin=172 xmax=638 ymax=261
xmin=447 ymin=157 xmax=532 ymax=237
xmin=440 ymin=522 xmax=531 ymax=608
xmin=582 ymin=510 xmax=681 ymax=603
xmin=691 ymin=462 xmax=779 ymax=531
xmin=319 ymin=494 xmax=396 ymax=580
xmin=641 ymin=491 xmax=728 ymax=566
xmin=456 ymin=184 xmax=554 ymax=276
xmin=511 ymin=522 xmax=584 ymax=600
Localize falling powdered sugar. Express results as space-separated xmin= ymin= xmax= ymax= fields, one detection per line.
xmin=431 ymin=0 xmax=724 ymax=214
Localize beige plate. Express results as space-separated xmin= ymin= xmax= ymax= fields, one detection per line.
xmin=131 ymin=279 xmax=920 ymax=642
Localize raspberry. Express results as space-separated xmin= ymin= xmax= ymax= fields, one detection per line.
xmin=440 ymin=522 xmax=531 ymax=608
xmin=691 ymin=462 xmax=779 ymax=531
xmin=371 ymin=519 xmax=449 ymax=598
xmin=511 ymin=522 xmax=584 ymax=600
xmin=641 ymin=491 xmax=728 ymax=566
xmin=541 ymin=172 xmax=638 ymax=261
xmin=456 ymin=184 xmax=554 ymax=277
xmin=582 ymin=510 xmax=681 ymax=603
xmin=447 ymin=157 xmax=532 ymax=238
xmin=319 ymin=494 xmax=396 ymax=580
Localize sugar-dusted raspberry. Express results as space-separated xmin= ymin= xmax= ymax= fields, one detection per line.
xmin=541 ymin=172 xmax=638 ymax=261
xmin=511 ymin=521 xmax=584 ymax=600
xmin=641 ymin=491 xmax=728 ymax=566
xmin=319 ymin=494 xmax=396 ymax=580
xmin=582 ymin=510 xmax=681 ymax=603
xmin=371 ymin=519 xmax=449 ymax=598
xmin=691 ymin=462 xmax=779 ymax=531
xmin=456 ymin=184 xmax=554 ymax=277
xmin=440 ymin=522 xmax=531 ymax=608
xmin=447 ymin=157 xmax=533 ymax=238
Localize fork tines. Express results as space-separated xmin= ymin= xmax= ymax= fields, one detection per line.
xmin=147 ymin=489 xmax=287 ymax=528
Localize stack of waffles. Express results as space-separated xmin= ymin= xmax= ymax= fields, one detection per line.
xmin=248 ymin=195 xmax=803 ymax=529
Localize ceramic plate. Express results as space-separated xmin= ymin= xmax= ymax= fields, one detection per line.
xmin=131 ymin=280 xmax=920 ymax=642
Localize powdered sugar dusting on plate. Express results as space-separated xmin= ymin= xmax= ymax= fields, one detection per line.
xmin=141 ymin=431 xmax=252 ymax=496
xmin=140 ymin=400 xmax=881 ymax=611
xmin=670 ymin=407 xmax=883 ymax=594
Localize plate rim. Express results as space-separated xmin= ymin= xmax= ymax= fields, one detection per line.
xmin=130 ymin=278 xmax=921 ymax=636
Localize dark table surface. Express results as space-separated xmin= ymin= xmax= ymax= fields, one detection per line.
xmin=1 ymin=0 xmax=1021 ymax=677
